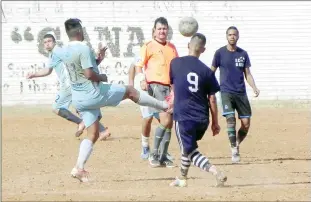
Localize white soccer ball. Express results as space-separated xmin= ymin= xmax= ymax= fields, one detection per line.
xmin=178 ymin=17 xmax=199 ymax=37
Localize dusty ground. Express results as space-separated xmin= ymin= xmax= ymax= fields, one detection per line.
xmin=2 ymin=101 xmax=311 ymax=201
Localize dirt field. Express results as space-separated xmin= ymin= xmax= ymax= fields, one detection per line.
xmin=2 ymin=101 xmax=311 ymax=201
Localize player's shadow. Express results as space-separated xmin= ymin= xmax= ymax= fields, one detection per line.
xmin=112 ymin=176 xmax=201 ymax=182
xmin=104 ymin=136 xmax=140 ymax=141
xmin=222 ymin=181 xmax=311 ymax=188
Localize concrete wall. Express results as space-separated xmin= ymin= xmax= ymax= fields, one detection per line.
xmin=2 ymin=1 xmax=311 ymax=105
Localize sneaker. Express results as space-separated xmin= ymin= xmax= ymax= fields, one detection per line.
xmin=166 ymin=153 xmax=175 ymax=161
xmin=215 ymin=170 xmax=227 ymax=187
xmin=71 ymin=167 xmax=89 ymax=182
xmin=160 ymin=157 xmax=175 ymax=168
xmin=141 ymin=146 xmax=150 ymax=160
xmin=149 ymin=153 xmax=161 ymax=167
xmin=170 ymin=177 xmax=187 ymax=187
xmin=231 ymin=147 xmax=240 ymax=163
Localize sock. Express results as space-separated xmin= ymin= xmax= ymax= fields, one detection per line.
xmin=153 ymin=125 xmax=166 ymax=156
xmin=237 ymin=128 xmax=248 ymax=145
xmin=228 ymin=128 xmax=237 ymax=148
xmin=137 ymin=91 xmax=168 ymax=111
xmin=58 ymin=108 xmax=82 ymax=124
xmin=159 ymin=128 xmax=171 ymax=161
xmin=180 ymin=154 xmax=191 ymax=179
xmin=99 ymin=123 xmax=105 ymax=133
xmin=141 ymin=134 xmax=149 ymax=147
xmin=188 ymin=149 xmax=212 ymax=171
xmin=76 ymin=139 xmax=93 ymax=170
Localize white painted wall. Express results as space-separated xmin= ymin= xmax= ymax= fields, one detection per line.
xmin=2 ymin=1 xmax=311 ymax=105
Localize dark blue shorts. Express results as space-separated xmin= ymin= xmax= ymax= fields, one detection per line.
xmin=175 ymin=120 xmax=209 ymax=155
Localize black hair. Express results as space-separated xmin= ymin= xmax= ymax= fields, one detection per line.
xmin=226 ymin=26 xmax=239 ymax=34
xmin=43 ymin=34 xmax=55 ymax=42
xmin=153 ymin=17 xmax=168 ymax=29
xmin=64 ymin=18 xmax=83 ymax=38
xmin=191 ymin=33 xmax=206 ymax=46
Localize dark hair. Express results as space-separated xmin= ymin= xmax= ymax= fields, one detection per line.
xmin=64 ymin=18 xmax=83 ymax=37
xmin=226 ymin=26 xmax=239 ymax=34
xmin=191 ymin=33 xmax=206 ymax=46
xmin=153 ymin=17 xmax=168 ymax=29
xmin=43 ymin=34 xmax=55 ymax=42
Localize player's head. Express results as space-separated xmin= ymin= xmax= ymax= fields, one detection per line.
xmin=188 ymin=33 xmax=206 ymax=56
xmin=43 ymin=32 xmax=56 ymax=52
xmin=153 ymin=17 xmax=168 ymax=41
xmin=64 ymin=18 xmax=84 ymax=41
xmin=226 ymin=26 xmax=239 ymax=45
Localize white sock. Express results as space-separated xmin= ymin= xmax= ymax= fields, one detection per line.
xmin=141 ymin=134 xmax=149 ymax=147
xmin=76 ymin=139 xmax=93 ymax=170
xmin=137 ymin=92 xmax=168 ymax=111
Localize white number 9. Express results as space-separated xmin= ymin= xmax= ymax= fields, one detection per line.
xmin=187 ymin=72 xmax=199 ymax=92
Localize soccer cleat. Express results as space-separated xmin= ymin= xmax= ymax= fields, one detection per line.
xmin=71 ymin=167 xmax=89 ymax=182
xmin=141 ymin=146 xmax=150 ymax=160
xmin=166 ymin=153 xmax=175 ymax=161
xmin=170 ymin=177 xmax=187 ymax=187
xmin=231 ymin=146 xmax=241 ymax=163
xmin=161 ymin=158 xmax=175 ymax=168
xmin=214 ymin=170 xmax=227 ymax=187
xmin=99 ymin=127 xmax=111 ymax=141
xmin=149 ymin=153 xmax=161 ymax=167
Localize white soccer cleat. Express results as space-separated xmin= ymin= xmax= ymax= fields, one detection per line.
xmin=170 ymin=177 xmax=187 ymax=187
xmin=71 ymin=167 xmax=89 ymax=182
xmin=231 ymin=147 xmax=241 ymax=163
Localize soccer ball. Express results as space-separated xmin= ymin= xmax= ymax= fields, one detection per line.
xmin=178 ymin=17 xmax=199 ymax=37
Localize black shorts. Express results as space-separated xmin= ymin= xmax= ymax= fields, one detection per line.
xmin=148 ymin=83 xmax=170 ymax=101
xmin=221 ymin=92 xmax=252 ymax=119
xmin=175 ymin=120 xmax=209 ymax=155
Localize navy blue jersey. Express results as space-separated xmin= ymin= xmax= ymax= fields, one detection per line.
xmin=212 ymin=46 xmax=251 ymax=95
xmin=170 ymin=56 xmax=220 ymax=122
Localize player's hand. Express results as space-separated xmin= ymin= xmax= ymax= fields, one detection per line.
xmin=140 ymin=80 xmax=148 ymax=91
xmin=211 ymin=123 xmax=220 ymax=136
xmin=99 ymin=74 xmax=108 ymax=82
xmin=26 ymin=72 xmax=35 ymax=79
xmin=253 ymin=87 xmax=260 ymax=97
xmin=98 ymin=42 xmax=108 ymax=58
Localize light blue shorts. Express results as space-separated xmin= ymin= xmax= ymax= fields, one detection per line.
xmin=74 ymin=83 xmax=126 ymax=128
xmin=52 ymin=87 xmax=72 ymax=110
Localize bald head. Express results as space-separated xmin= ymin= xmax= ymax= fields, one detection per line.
xmin=188 ymin=33 xmax=206 ymax=56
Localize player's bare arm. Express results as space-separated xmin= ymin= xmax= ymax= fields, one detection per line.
xmin=134 ymin=66 xmax=147 ymax=91
xmin=128 ymin=64 xmax=136 ymax=86
xmin=84 ymin=68 xmax=107 ymax=82
xmin=208 ymin=94 xmax=220 ymax=136
xmin=243 ymin=67 xmax=260 ymax=97
xmin=96 ymin=44 xmax=108 ymax=65
xmin=26 ymin=68 xmax=53 ymax=79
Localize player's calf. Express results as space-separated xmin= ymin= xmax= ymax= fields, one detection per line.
xmin=237 ymin=118 xmax=250 ymax=145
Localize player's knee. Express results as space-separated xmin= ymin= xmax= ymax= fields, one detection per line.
xmin=124 ymin=85 xmax=138 ymax=101
xmin=226 ymin=114 xmax=236 ymax=128
xmin=241 ymin=120 xmax=250 ymax=130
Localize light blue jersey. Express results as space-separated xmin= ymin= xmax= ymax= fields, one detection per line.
xmin=47 ymin=45 xmax=72 ymax=110
xmin=62 ymin=41 xmax=126 ymax=127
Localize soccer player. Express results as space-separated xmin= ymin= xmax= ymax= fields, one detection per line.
xmin=211 ymin=26 xmax=260 ymax=163
xmin=61 ymin=18 xmax=170 ymax=182
xmin=26 ymin=32 xmax=110 ymax=140
xmin=169 ymin=33 xmax=227 ymax=187
xmin=135 ymin=17 xmax=178 ymax=168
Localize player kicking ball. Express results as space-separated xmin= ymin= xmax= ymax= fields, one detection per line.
xmin=26 ymin=31 xmax=110 ymax=140
xmin=168 ymin=33 xmax=227 ymax=187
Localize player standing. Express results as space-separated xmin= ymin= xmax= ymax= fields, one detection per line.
xmin=169 ymin=33 xmax=227 ymax=187
xmin=211 ymin=26 xmax=260 ymax=163
xmin=26 ymin=32 xmax=110 ymax=140
xmin=135 ymin=17 xmax=178 ymax=167
xmin=61 ymin=18 xmax=170 ymax=182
